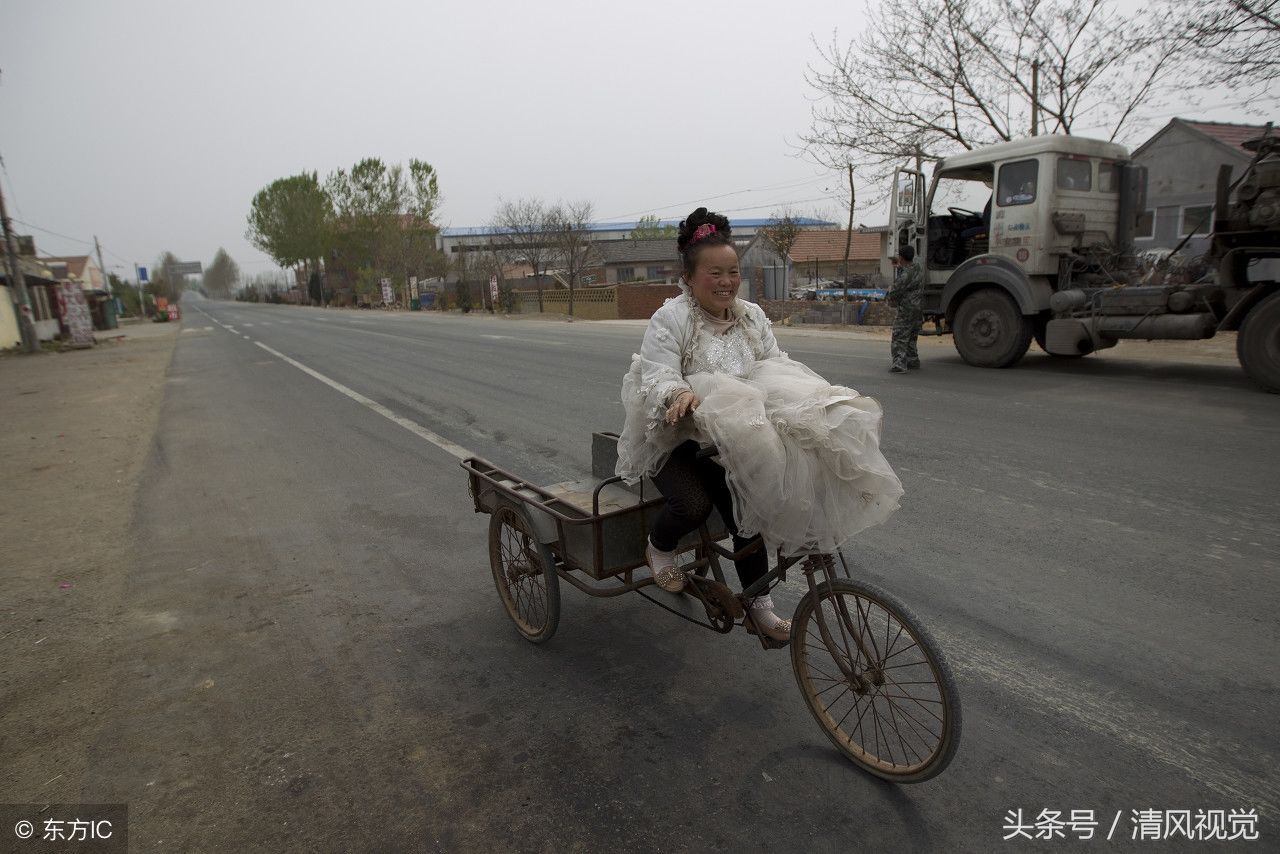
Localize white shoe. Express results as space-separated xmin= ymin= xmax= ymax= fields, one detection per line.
xmin=645 ymin=541 xmax=686 ymax=593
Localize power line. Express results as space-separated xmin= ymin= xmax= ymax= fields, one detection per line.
xmin=1071 ymin=97 xmax=1276 ymax=135
xmin=598 ymin=174 xmax=831 ymax=221
xmin=12 ymin=218 xmax=96 ymax=247
xmin=718 ymin=194 xmax=843 ymax=216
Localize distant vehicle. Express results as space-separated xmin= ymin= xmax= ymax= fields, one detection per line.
xmin=814 ymin=288 xmax=887 ymax=301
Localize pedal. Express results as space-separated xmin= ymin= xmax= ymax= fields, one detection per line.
xmin=689 ymin=577 xmax=744 ymax=620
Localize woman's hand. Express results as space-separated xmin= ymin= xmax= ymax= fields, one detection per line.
xmin=665 ymin=390 xmax=700 ymax=425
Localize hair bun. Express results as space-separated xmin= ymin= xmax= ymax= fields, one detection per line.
xmin=678 ymin=206 xmax=732 ymax=251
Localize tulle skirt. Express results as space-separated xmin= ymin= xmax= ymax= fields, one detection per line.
xmin=686 ymin=356 xmax=903 ymax=555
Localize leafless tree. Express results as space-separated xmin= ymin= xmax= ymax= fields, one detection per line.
xmin=760 ymin=209 xmax=803 ymax=291
xmin=547 ymin=200 xmax=598 ymax=320
xmin=804 ymin=0 xmax=1180 ymax=190
xmin=1160 ymin=0 xmax=1279 ymax=94
xmin=492 ymin=198 xmax=555 ymax=312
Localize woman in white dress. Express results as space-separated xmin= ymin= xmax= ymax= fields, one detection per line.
xmin=616 ymin=207 xmax=904 ymax=642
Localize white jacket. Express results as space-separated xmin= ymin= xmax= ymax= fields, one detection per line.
xmin=615 ymin=290 xmax=784 ymax=482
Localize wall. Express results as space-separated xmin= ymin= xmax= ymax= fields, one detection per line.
xmin=616 ymin=283 xmax=681 ymax=319
xmin=512 ymin=286 xmax=619 ymax=320
xmin=1133 ymin=124 xmax=1249 ymax=259
xmin=0 ymin=285 xmax=20 ymax=348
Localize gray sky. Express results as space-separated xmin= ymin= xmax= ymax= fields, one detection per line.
xmin=3 ymin=0 xmax=1274 ymax=283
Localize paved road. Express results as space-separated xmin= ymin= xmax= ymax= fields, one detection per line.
xmin=95 ymin=294 xmax=1279 ymax=851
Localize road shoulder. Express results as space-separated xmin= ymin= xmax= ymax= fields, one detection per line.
xmin=0 ymin=322 xmax=177 ymax=803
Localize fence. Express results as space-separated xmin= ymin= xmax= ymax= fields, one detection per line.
xmin=758 ymin=298 xmax=898 ymax=327
xmin=512 ymin=286 xmax=619 ymax=320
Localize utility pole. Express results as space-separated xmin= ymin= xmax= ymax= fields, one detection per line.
xmin=94 ymin=235 xmax=109 ymax=298
xmin=841 ymin=161 xmax=855 ymax=305
xmin=0 ymin=182 xmax=37 ymax=352
xmin=1031 ymin=60 xmax=1040 ymax=137
xmin=133 ymin=263 xmax=147 ymax=318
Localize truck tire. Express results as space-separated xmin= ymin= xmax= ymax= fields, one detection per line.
xmin=1237 ymin=290 xmax=1280 ymax=393
xmin=953 ymin=288 xmax=1033 ymax=368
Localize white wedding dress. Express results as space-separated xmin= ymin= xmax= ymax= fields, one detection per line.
xmin=617 ymin=293 xmax=903 ymax=555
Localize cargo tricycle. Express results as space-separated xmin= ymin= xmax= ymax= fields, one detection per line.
xmin=461 ymin=432 xmax=961 ymax=782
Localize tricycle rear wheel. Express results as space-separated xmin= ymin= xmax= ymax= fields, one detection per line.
xmin=488 ymin=504 xmax=560 ymax=643
xmin=790 ymin=578 xmax=961 ymax=782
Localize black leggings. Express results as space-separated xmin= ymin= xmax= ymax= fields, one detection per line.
xmin=649 ymin=441 xmax=768 ymax=591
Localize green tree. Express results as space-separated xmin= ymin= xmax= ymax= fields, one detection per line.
xmin=202 ymin=249 xmax=240 ymax=300
xmin=631 ymin=215 xmax=675 ymax=240
xmin=325 ymin=157 xmax=444 ymax=300
xmin=150 ymin=251 xmax=184 ymax=305
xmin=108 ymin=272 xmax=141 ymax=317
xmin=245 ymin=171 xmax=333 ymax=279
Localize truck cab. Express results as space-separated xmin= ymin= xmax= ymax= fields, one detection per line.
xmin=890 ymin=135 xmax=1144 ymax=366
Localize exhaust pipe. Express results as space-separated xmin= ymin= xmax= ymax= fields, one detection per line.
xmin=1092 ymin=313 xmax=1216 ymax=340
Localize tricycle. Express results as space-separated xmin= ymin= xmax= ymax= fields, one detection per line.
xmin=461 ymin=432 xmax=961 ymax=782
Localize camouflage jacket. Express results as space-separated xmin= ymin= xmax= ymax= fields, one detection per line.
xmin=887 ymin=260 xmax=924 ymax=312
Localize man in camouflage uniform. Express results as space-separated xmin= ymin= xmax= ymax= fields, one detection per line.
xmin=887 ymin=245 xmax=924 ymax=373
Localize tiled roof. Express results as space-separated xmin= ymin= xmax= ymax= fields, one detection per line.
xmin=44 ymin=255 xmax=90 ymax=278
xmin=1182 ymin=119 xmax=1273 ymax=154
xmin=786 ymin=230 xmax=881 ymax=263
xmin=593 ymin=239 xmax=680 ymax=264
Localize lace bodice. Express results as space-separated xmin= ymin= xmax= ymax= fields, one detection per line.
xmin=686 ymin=325 xmax=755 ymax=377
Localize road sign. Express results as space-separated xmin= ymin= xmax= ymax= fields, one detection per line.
xmin=170 ymin=261 xmax=202 ymax=275
xmin=490 ymin=275 xmax=499 ymax=305
xmin=380 ymin=278 xmax=393 ymax=304
xmin=409 ymin=276 xmax=418 ymax=300
xmin=138 ymin=267 xmax=148 ymax=282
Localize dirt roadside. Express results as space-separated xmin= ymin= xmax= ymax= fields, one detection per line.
xmin=0 ymin=321 xmax=177 ymax=805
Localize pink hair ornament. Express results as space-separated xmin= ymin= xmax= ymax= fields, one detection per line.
xmin=690 ymin=223 xmax=717 ymax=244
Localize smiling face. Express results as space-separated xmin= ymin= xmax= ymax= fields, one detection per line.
xmin=685 ymin=243 xmax=741 ymax=316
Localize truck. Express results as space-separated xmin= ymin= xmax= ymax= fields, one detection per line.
xmin=888 ymin=131 xmax=1280 ymax=392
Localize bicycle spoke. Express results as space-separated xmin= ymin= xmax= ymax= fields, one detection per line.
xmin=883 ymin=696 xmax=926 ymax=765
xmin=882 ymin=670 xmax=946 ymax=725
xmin=879 ymin=686 xmax=942 ymax=745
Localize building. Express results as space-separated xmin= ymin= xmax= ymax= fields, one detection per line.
xmin=437 ymin=216 xmax=837 ymax=258
xmin=43 ymin=254 xmax=106 ymax=291
xmin=1 ymin=256 xmax=61 ymax=347
xmin=739 ymin=227 xmax=891 ymax=299
xmin=590 ymin=239 xmax=681 ymax=285
xmin=1130 ymin=118 xmax=1274 ymax=261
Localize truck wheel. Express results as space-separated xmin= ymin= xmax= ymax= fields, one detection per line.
xmin=952 ymin=289 xmax=1033 ymax=368
xmin=1237 ymin=290 xmax=1280 ymax=393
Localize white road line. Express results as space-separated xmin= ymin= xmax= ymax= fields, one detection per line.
xmin=225 ymin=326 xmax=238 ymax=334
xmin=253 ymin=341 xmax=472 ymax=460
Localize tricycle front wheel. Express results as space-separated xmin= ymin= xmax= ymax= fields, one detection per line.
xmin=791 ymin=578 xmax=961 ymax=782
xmin=488 ymin=504 xmax=560 ymax=643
